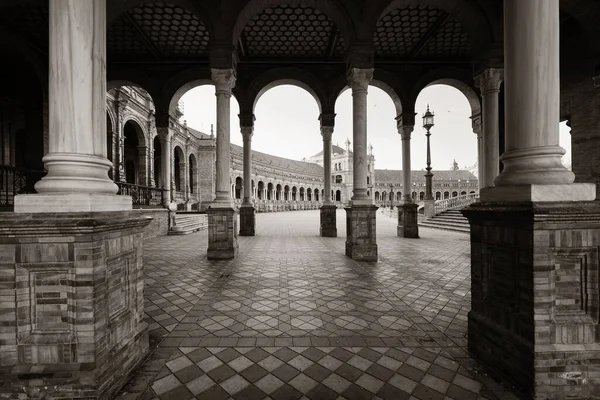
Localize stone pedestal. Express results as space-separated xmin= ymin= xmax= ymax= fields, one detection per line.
xmin=397 ymin=203 xmax=419 ymax=238
xmin=345 ymin=205 xmax=378 ymax=261
xmin=0 ymin=211 xmax=152 ymax=400
xmin=239 ymin=205 xmax=255 ymax=236
xmin=207 ymin=207 xmax=238 ymax=260
xmin=462 ymin=202 xmax=600 ymax=399
xmin=424 ymin=199 xmax=435 ymax=220
xmin=320 ymin=204 xmax=337 ymax=237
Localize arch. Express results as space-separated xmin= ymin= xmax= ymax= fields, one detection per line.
xmin=335 ymin=175 xmax=343 ymax=184
xmin=292 ymin=186 xmax=298 ymax=201
xmin=173 ymin=145 xmax=185 ymax=192
xmin=307 ymin=187 xmax=312 ymax=201
xmin=335 ymin=190 xmax=341 ymax=202
xmin=246 ymin=69 xmax=326 ymax=114
xmin=332 ymin=77 xmax=404 ymax=117
xmin=188 ymin=153 xmax=197 ymax=194
xmin=123 ymin=120 xmax=144 ymax=184
xmin=284 ymin=185 xmax=290 ymax=201
xmin=375 ymin=191 xmax=380 ymax=202
xmin=276 ymin=183 xmax=282 ymax=200
xmin=235 ymin=176 xmax=243 ymax=199
xmin=267 ymin=182 xmax=274 ymax=200
xmin=107 ymin=80 xmax=158 ymax=107
xmin=452 ymin=191 xmax=458 ymax=197
xmin=396 ymin=192 xmax=402 ymax=201
xmin=167 ymin=78 xmax=214 ymax=117
xmin=419 ymin=191 xmax=425 ymax=201
xmin=122 ymin=115 xmax=148 ymax=145
xmin=362 ymin=0 xmax=493 ymax=53
xmin=106 ymin=113 xmax=115 ymax=180
xmin=470 ymin=190 xmax=476 ymax=194
xmin=314 ymin=188 xmax=319 ymax=201
xmin=258 ymin=181 xmax=265 ymax=200
xmin=231 ymin=0 xmax=354 ymax=50
xmin=461 ymin=191 xmax=467 ymax=196
xmin=444 ymin=191 xmax=450 ymax=199
xmin=299 ymin=187 xmax=305 ymax=201
xmin=435 ymin=191 xmax=441 ymax=200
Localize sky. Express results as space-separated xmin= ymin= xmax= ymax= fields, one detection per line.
xmin=180 ymin=84 xmax=572 ymax=172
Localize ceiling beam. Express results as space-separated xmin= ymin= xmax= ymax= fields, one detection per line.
xmin=124 ymin=12 xmax=162 ymax=60
xmin=408 ymin=13 xmax=451 ymax=59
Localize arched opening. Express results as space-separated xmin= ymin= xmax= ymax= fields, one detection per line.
xmin=292 ymin=186 xmax=297 ymax=201
xmin=307 ymin=188 xmax=312 ymax=201
xmin=153 ymin=136 xmax=161 ymax=188
xmin=419 ymin=192 xmax=425 ymax=201
xmin=452 ymin=191 xmax=458 ymax=197
xmin=173 ymin=146 xmax=185 ymax=192
xmin=235 ymin=177 xmax=243 ymax=200
xmin=436 ymin=192 xmax=442 ymax=200
xmin=258 ymin=181 xmax=265 ymax=200
xmin=444 ymin=191 xmax=450 ymax=199
xmin=335 ymin=190 xmax=341 ymax=202
xmin=461 ymin=191 xmax=467 ymax=196
xmin=470 ymin=190 xmax=476 ymax=194
xmin=284 ymin=185 xmax=290 ymax=201
xmin=267 ymin=182 xmax=273 ymax=200
xmin=123 ymin=120 xmax=143 ymax=184
xmin=189 ymin=153 xmax=197 ymax=194
xmin=335 ymin=175 xmax=343 ymax=184
xmin=375 ymin=191 xmax=380 ymax=202
xmin=396 ymin=192 xmax=402 ymax=201
xmin=299 ymin=187 xmax=305 ymax=201
xmin=314 ymin=188 xmax=319 ymax=202
xmin=107 ymin=113 xmax=114 ymax=180
xmin=276 ymin=184 xmax=282 ymax=200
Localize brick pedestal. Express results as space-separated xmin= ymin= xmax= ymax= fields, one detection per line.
xmin=345 ymin=205 xmax=378 ymax=261
xmin=207 ymin=207 xmax=238 ymax=260
xmin=320 ymin=204 xmax=337 ymax=237
xmin=397 ymin=203 xmax=419 ymax=238
xmin=239 ymin=205 xmax=255 ymax=236
xmin=0 ymin=211 xmax=152 ymax=400
xmin=462 ymin=202 xmax=600 ymax=399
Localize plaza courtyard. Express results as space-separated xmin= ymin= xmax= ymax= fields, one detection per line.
xmin=119 ymin=210 xmax=518 ymax=400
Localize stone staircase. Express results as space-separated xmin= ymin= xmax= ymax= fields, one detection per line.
xmin=168 ymin=213 xmax=209 ymax=235
xmin=419 ymin=209 xmax=470 ymax=233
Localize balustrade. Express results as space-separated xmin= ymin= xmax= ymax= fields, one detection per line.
xmin=116 ymin=182 xmax=166 ymax=207
xmin=0 ymin=166 xmax=46 ymax=207
xmin=433 ymin=192 xmax=479 ymax=215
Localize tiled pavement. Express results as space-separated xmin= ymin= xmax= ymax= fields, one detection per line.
xmin=119 ymin=210 xmax=521 ymax=400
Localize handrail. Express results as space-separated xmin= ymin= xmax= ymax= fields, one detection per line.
xmin=0 ymin=165 xmax=46 ymax=207
xmin=116 ymin=182 xmax=166 ymax=207
xmin=433 ymin=193 xmax=479 ymax=215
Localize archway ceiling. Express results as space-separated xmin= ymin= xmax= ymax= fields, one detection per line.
xmin=107 ymin=2 xmax=210 ymax=61
xmin=0 ymin=4 xmax=48 ymax=52
xmin=240 ymin=5 xmax=345 ymax=59
xmin=374 ymin=5 xmax=471 ymax=60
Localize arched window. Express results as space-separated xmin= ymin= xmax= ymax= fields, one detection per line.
xmin=335 ymin=175 xmax=342 ymax=184
xmin=419 ymin=192 xmax=425 ymax=201
xmin=335 ymin=190 xmax=341 ymax=202
xmin=444 ymin=191 xmax=450 ymax=199
xmin=452 ymin=191 xmax=458 ymax=197
xmin=367 ymin=176 xmax=370 ymax=185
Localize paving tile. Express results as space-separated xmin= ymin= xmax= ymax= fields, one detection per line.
xmin=229 ymin=356 xmax=255 ymax=372
xmin=377 ymin=383 xmax=411 ymax=400
xmin=306 ymin=383 xmax=338 ymax=400
xmin=289 ymin=373 xmax=318 ymax=393
xmin=270 ymin=383 xmax=303 ymax=400
xmin=343 ymin=383 xmax=375 ymax=400
xmin=197 ymin=355 xmax=223 ymax=373
xmin=412 ymin=383 xmax=445 ymax=400
xmin=366 ymin=363 xmax=395 ymax=382
xmin=240 ymin=364 xmax=269 ymax=383
xmin=158 ymin=385 xmax=193 ymax=400
xmin=152 ymin=374 xmax=181 ymax=396
xmin=272 ymin=364 xmax=301 ymax=382
xmin=255 ymin=374 xmax=285 ymax=394
xmin=335 ymin=363 xmax=362 ymax=382
xmin=195 ymin=384 xmax=230 ymax=400
xmin=173 ymin=364 xmax=203 ymax=383
xmin=389 ymin=373 xmax=418 ymax=394
xmin=207 ymin=364 xmax=236 ymax=383
xmin=220 ymin=374 xmax=250 ymax=395
xmin=232 ymin=384 xmax=266 ymax=400
xmin=245 ymin=348 xmax=270 ymax=363
xmin=185 ymin=375 xmax=215 ymax=395
xmin=273 ymin=347 xmax=298 ymax=362
xmin=304 ymin=363 xmax=333 ymax=381
xmin=322 ymin=373 xmax=352 ymax=393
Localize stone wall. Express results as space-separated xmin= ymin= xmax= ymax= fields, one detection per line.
xmin=198 ymin=146 xmax=215 ymax=210
xmin=132 ymin=208 xmax=169 ymax=238
xmin=0 ymin=211 xmax=151 ymax=400
xmin=463 ymin=202 xmax=600 ymax=399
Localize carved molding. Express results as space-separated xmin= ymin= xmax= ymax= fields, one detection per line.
xmin=474 ymin=68 xmax=504 ymax=94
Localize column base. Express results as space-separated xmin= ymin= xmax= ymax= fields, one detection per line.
xmin=397 ymin=203 xmax=419 ymax=238
xmin=462 ymin=201 xmax=600 ymax=399
xmin=0 ymin=211 xmax=151 ymax=400
xmin=480 ymin=183 xmax=595 ymax=202
xmin=320 ymin=204 xmax=337 ymax=237
xmin=345 ymin=205 xmax=377 ymax=261
xmin=207 ymin=206 xmax=238 ymax=260
xmin=239 ymin=205 xmax=255 ymax=236
xmin=15 ymin=193 xmax=132 ymax=213
xmin=423 ymin=199 xmax=435 ymax=220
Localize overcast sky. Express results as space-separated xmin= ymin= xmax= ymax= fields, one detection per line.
xmin=180 ymin=84 xmax=572 ymax=172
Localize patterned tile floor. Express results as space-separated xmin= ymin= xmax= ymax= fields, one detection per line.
xmin=119 ymin=210 xmax=521 ymax=400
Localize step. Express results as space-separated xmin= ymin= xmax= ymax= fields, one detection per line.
xmin=169 ymin=214 xmax=209 ymax=235
xmin=419 ymin=222 xmax=470 ymax=234
xmin=422 ymin=219 xmax=470 ymax=229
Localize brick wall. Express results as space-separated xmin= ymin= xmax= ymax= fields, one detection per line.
xmin=198 ymin=145 xmax=215 ymax=210
xmin=132 ymin=208 xmax=168 ymax=238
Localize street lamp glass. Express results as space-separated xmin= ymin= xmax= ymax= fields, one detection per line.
xmin=422 ymin=105 xmax=435 ymax=130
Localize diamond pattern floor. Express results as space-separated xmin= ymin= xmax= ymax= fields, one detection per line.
xmin=119 ymin=210 xmax=520 ymax=400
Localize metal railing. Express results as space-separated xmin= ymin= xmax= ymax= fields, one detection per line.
xmin=116 ymin=182 xmax=165 ymax=207
xmin=0 ymin=166 xmax=45 ymax=207
xmin=434 ymin=192 xmax=479 ymax=215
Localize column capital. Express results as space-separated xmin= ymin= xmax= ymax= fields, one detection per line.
xmin=241 ymin=126 xmax=254 ymax=141
xmin=211 ymin=68 xmax=236 ymax=93
xmin=156 ymin=127 xmax=172 ymax=142
xmin=347 ymin=68 xmax=373 ymax=93
xmin=321 ymin=125 xmax=334 ymax=140
xmin=395 ymin=113 xmax=415 ymax=140
xmin=474 ymin=68 xmax=504 ymax=94
xmin=239 ymin=113 xmax=255 ymax=128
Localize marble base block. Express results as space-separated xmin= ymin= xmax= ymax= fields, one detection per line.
xmin=462 ymin=201 xmax=600 ymax=399
xmin=345 ymin=205 xmax=378 ymax=261
xmin=0 ymin=211 xmax=152 ymax=400
xmin=15 ymin=193 xmax=132 ymax=213
xmin=207 ymin=206 xmax=238 ymax=260
xmin=397 ymin=203 xmax=419 ymax=238
xmin=480 ymin=183 xmax=595 ymax=203
xmin=239 ymin=205 xmax=255 ymax=236
xmin=320 ymin=204 xmax=337 ymax=237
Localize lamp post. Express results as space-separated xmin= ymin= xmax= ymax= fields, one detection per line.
xmin=423 ymin=105 xmax=435 ymax=201
xmin=389 ymin=183 xmax=394 ymax=215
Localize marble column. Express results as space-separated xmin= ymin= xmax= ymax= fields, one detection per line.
xmin=16 ymin=0 xmax=129 ymax=212
xmin=475 ymin=68 xmax=503 ymax=188
xmin=397 ymin=115 xmax=419 ymax=237
xmin=345 ymin=68 xmax=377 ymax=261
xmin=239 ymin=117 xmax=255 ymax=236
xmin=470 ymin=113 xmax=483 ymax=188
xmin=157 ymin=127 xmax=172 ymax=206
xmin=463 ymin=1 xmax=598 ymax=397
xmin=320 ymin=114 xmax=337 ymax=237
xmin=208 ymin=69 xmax=238 ymax=259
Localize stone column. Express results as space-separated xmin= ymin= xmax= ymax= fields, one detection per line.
xmin=239 ymin=114 xmax=255 ymax=236
xmin=138 ymin=145 xmax=148 ymax=186
xmin=345 ymin=68 xmax=377 ymax=261
xmin=470 ymin=113 xmax=483 ymax=188
xmin=207 ymin=69 xmax=238 ymax=259
xmin=319 ymin=114 xmax=337 ymax=237
xmin=157 ymin=127 xmax=172 ymax=206
xmin=16 ymin=0 xmax=129 ymax=213
xmin=463 ymin=1 xmax=598 ymax=398
xmin=475 ymin=68 xmax=503 ymax=188
xmin=396 ymin=114 xmax=419 ymax=237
